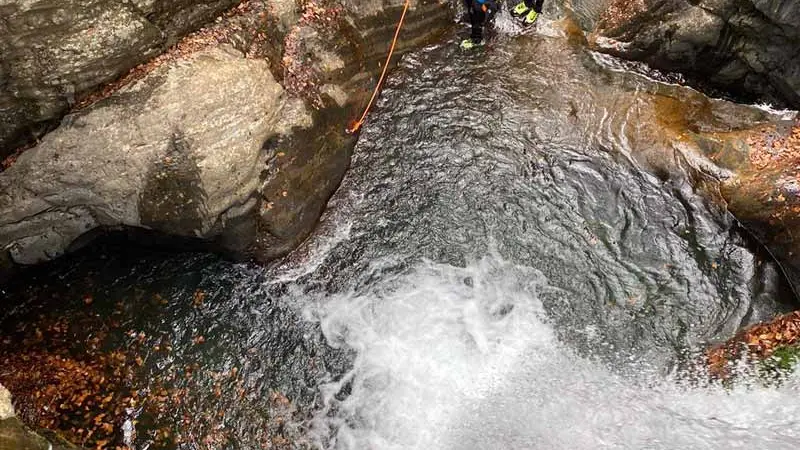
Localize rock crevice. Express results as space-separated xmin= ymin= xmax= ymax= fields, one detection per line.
xmin=590 ymin=0 xmax=800 ymax=107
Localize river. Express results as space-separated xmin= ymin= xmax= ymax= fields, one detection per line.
xmin=2 ymin=12 xmax=800 ymax=450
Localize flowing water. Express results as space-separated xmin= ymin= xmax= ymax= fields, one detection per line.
xmin=3 ymin=14 xmax=800 ymax=450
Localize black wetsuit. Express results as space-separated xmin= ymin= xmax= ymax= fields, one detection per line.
xmin=525 ymin=0 xmax=545 ymax=13
xmin=464 ymin=0 xmax=545 ymax=44
xmin=464 ymin=0 xmax=498 ymax=44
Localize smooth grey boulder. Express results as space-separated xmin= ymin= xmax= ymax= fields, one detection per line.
xmin=0 ymin=0 xmax=453 ymax=269
xmin=0 ymin=46 xmax=284 ymax=265
xmin=0 ymin=0 xmax=239 ymax=157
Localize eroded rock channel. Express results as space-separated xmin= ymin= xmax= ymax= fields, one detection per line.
xmin=3 ymin=1 xmax=800 ymax=449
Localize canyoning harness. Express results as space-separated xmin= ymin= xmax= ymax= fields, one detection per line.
xmin=475 ymin=0 xmax=496 ymax=13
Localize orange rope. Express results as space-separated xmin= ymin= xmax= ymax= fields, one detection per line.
xmin=347 ymin=0 xmax=411 ymax=134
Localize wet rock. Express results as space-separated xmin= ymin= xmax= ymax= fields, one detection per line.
xmin=589 ymin=0 xmax=800 ymax=107
xmin=0 ymin=0 xmax=452 ymax=267
xmin=625 ymin=91 xmax=800 ymax=293
xmin=565 ymin=0 xmax=800 ymax=296
xmin=552 ymin=4 xmax=800 ymax=300
xmin=0 ymin=0 xmax=240 ymax=157
xmin=0 ymin=46 xmax=284 ymax=265
xmin=0 ymin=386 xmax=12 ymax=421
xmin=249 ymin=0 xmax=451 ymax=260
xmin=535 ymin=21 xmax=800 ymax=295
xmin=709 ymin=120 xmax=800 ymax=292
xmin=633 ymin=106 xmax=800 ymax=294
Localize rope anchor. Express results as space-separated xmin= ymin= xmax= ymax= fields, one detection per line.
xmin=347 ymin=0 xmax=411 ymax=134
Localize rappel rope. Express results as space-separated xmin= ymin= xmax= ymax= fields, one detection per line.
xmin=347 ymin=0 xmax=411 ymax=134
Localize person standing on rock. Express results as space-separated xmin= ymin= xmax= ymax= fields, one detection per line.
xmin=460 ymin=0 xmax=499 ymax=49
xmin=511 ymin=0 xmax=545 ymax=25
xmin=460 ymin=0 xmax=544 ymax=49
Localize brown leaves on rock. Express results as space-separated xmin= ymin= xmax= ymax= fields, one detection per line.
xmin=595 ymin=0 xmax=647 ymax=35
xmin=192 ymin=289 xmax=206 ymax=308
xmin=298 ymin=0 xmax=343 ymax=25
xmin=746 ymin=120 xmax=800 ymax=170
xmin=707 ymin=310 xmax=800 ymax=379
xmin=731 ymin=119 xmax=800 ymax=224
xmin=282 ymin=0 xmax=345 ymax=108
xmin=1 ymin=141 xmax=36 ymax=172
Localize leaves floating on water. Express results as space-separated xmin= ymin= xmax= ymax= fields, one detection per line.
xmin=192 ymin=289 xmax=206 ymax=308
xmin=0 ymin=315 xmax=136 ymax=448
xmin=0 ymin=297 xmax=303 ymax=449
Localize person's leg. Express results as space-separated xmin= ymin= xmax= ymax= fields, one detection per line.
xmin=485 ymin=0 xmax=498 ymax=22
xmin=461 ymin=0 xmax=486 ymax=47
xmin=532 ymin=0 xmax=544 ymax=13
xmin=470 ymin=0 xmax=486 ymax=43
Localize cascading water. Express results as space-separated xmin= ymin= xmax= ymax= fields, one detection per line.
xmin=3 ymin=13 xmax=800 ymax=450
xmin=308 ymin=257 xmax=800 ymax=450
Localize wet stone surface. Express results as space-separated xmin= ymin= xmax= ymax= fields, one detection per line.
xmin=3 ymin=10 xmax=800 ymax=450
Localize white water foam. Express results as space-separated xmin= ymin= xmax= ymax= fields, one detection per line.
xmin=753 ymin=103 xmax=798 ymax=121
xmin=491 ymin=8 xmax=561 ymax=38
xmin=307 ymin=254 xmax=800 ymax=450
